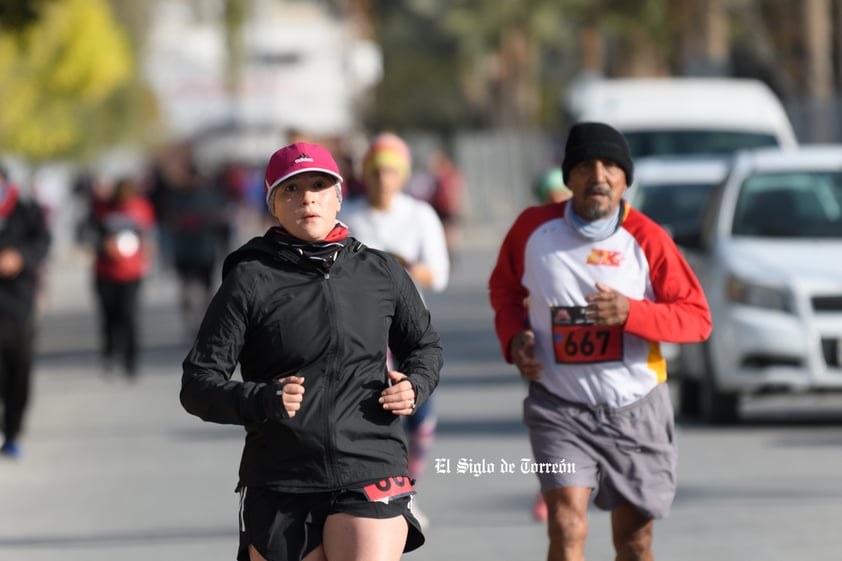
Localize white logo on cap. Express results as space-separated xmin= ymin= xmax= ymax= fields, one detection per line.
xmin=295 ymin=154 xmax=314 ymax=163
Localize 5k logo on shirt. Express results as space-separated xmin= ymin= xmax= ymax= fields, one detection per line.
xmin=586 ymin=249 xmax=623 ymax=266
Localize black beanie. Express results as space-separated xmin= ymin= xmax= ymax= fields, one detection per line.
xmin=561 ymin=122 xmax=634 ymax=186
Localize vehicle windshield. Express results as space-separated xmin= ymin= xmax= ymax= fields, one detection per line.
xmin=732 ymin=171 xmax=842 ymax=238
xmin=624 ymin=130 xmax=778 ymax=158
xmin=633 ymin=182 xmax=718 ymax=238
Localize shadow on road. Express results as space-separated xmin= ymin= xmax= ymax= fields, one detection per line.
xmin=0 ymin=526 xmax=234 ymax=549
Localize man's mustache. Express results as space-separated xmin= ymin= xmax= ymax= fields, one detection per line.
xmin=585 ymin=184 xmax=611 ymax=197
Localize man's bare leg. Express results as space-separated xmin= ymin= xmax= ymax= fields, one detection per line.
xmin=543 ymin=486 xmax=592 ymax=561
xmin=611 ymin=502 xmax=654 ymax=561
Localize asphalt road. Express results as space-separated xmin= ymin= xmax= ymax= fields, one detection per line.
xmin=2 ymin=243 xmax=842 ymax=560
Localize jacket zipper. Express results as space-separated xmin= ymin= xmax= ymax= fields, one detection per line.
xmin=322 ymin=269 xmax=340 ymax=486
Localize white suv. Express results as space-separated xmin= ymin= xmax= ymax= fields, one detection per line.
xmin=566 ymin=77 xmax=798 ymax=157
xmin=676 ymin=146 xmax=842 ymax=423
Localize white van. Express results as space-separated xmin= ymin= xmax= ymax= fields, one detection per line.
xmin=565 ymin=77 xmax=798 ymax=157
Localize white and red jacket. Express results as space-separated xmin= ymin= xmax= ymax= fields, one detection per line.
xmin=489 ymin=200 xmax=711 ymax=408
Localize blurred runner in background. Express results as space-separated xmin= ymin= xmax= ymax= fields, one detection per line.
xmin=534 ymin=167 xmax=573 ymax=205
xmin=340 ymin=132 xmax=449 ymax=529
xmin=169 ymin=165 xmax=227 ymax=340
xmin=90 ymin=176 xmax=156 ymax=379
xmin=427 ymin=150 xmax=464 ymax=260
xmin=0 ymin=166 xmax=50 ymax=459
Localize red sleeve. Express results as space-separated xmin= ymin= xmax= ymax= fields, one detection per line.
xmin=488 ymin=205 xmax=559 ymax=362
xmin=623 ymin=211 xmax=712 ymax=343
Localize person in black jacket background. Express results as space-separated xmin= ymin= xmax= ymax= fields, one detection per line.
xmin=180 ymin=142 xmax=442 ymax=561
xmin=0 ymin=166 xmax=51 ymax=459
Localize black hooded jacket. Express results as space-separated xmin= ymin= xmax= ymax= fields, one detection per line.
xmin=0 ymin=194 xmax=50 ymax=321
xmin=180 ymin=228 xmax=442 ymax=491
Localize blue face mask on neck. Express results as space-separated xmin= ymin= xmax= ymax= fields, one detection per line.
xmin=564 ymin=199 xmax=624 ymax=240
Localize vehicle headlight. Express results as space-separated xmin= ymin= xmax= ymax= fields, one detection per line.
xmin=726 ymin=275 xmax=791 ymax=312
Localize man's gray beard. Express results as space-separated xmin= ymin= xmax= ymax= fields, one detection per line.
xmin=580 ymin=184 xmax=613 ymax=220
xmin=581 ymin=204 xmax=611 ymax=220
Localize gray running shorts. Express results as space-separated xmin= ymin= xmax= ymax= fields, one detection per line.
xmin=523 ymin=381 xmax=677 ymax=519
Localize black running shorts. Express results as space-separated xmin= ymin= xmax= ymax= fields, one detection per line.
xmin=237 ymin=484 xmax=425 ymax=561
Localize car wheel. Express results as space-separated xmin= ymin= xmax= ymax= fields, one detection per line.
xmin=700 ymin=343 xmax=740 ymax=425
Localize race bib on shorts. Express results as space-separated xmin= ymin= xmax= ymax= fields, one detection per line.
xmin=359 ymin=476 xmax=416 ymax=504
xmin=551 ymin=306 xmax=623 ymax=364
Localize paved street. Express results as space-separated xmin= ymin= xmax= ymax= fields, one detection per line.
xmin=2 ymin=240 xmax=842 ymax=560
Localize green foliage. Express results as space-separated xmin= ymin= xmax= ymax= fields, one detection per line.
xmin=223 ymin=0 xmax=247 ymax=92
xmin=367 ymin=2 xmax=467 ymax=132
xmin=368 ymin=0 xmax=695 ymax=131
xmin=0 ymin=0 xmax=134 ymax=161
xmin=370 ymin=0 xmax=573 ymax=131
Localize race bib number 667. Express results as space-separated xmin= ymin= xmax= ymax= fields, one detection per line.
xmin=551 ymin=306 xmax=623 ymax=364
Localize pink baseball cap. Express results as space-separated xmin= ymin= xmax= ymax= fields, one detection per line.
xmin=264 ymin=142 xmax=344 ymax=207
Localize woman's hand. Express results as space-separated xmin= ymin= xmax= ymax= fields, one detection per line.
xmin=276 ymin=376 xmax=305 ymax=418
xmin=0 ymin=248 xmax=23 ymax=278
xmin=379 ymin=370 xmax=416 ymax=416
